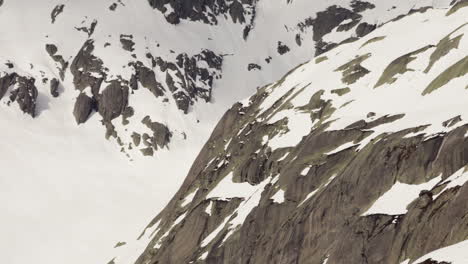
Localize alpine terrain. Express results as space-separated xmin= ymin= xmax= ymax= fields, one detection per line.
xmin=0 ymin=0 xmax=467 ymax=264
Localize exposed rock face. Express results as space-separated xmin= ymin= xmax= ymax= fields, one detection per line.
xmin=63 ymin=33 xmax=222 ymax=154
xmin=0 ymin=73 xmax=38 ymax=117
xmin=0 ymin=0 xmax=454 ymax=161
xmin=0 ymin=73 xmax=17 ymax=100
xmin=9 ymin=76 xmax=38 ymax=117
xmin=98 ymin=81 xmax=129 ymax=122
xmin=247 ymin=63 xmax=261 ymax=71
xmin=355 ymin=22 xmax=376 ymax=37
xmin=136 ymin=100 xmax=468 ymax=264
xmin=120 ymin=34 xmax=135 ymax=52
xmin=147 ymin=0 xmax=256 ymax=25
xmin=297 ymin=2 xmax=376 ymax=55
xmin=70 ymin=40 xmax=105 ymax=95
xmin=335 ymin=53 xmax=371 ymax=84
xmin=145 ymin=49 xmax=223 ymax=113
xmin=131 ymin=62 xmax=165 ymax=98
xmin=51 ymin=4 xmax=64 ymax=24
xmin=73 ymin=93 xmax=94 ymax=124
xmin=46 ymin=44 xmax=69 ymax=80
xmin=50 ymin=78 xmax=60 ymax=97
xmin=75 ymin=19 xmax=98 ymax=37
xmin=142 ymin=116 xmax=172 ymax=150
xmin=132 ymin=7 xmax=468 ymax=264
xmin=1 ymin=0 xmax=423 ymax=160
xmin=147 ymin=0 xmax=258 ymax=39
xmin=277 ymin=41 xmax=290 ymax=55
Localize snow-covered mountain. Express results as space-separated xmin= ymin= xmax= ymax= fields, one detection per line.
xmin=1 ymin=0 xmax=466 ymax=263
xmin=127 ymin=2 xmax=468 ymax=264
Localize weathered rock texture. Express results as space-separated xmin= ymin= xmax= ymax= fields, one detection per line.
xmin=73 ymin=93 xmax=95 ymax=124
xmin=0 ymin=73 xmax=38 ymax=117
xmin=134 ymin=97 xmax=468 ymax=264
xmin=297 ymin=2 xmax=377 ymax=55
xmin=147 ymin=0 xmax=256 ymax=25
xmin=132 ymin=6 xmax=468 ymax=263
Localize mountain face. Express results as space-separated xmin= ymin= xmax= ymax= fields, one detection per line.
xmin=0 ymin=0 xmax=431 ymax=160
xmin=128 ymin=3 xmax=468 ymax=264
xmin=1 ymin=0 xmax=466 ymax=264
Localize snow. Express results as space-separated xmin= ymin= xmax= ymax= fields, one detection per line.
xmin=400 ymin=239 xmax=468 ymax=264
xmin=221 ymin=178 xmax=268 ymax=244
xmin=201 ymin=214 xmax=231 ymax=247
xmin=299 ymin=173 xmax=337 ymax=206
xmin=207 ymin=172 xmax=259 ymax=201
xmin=0 ymin=1 xmax=464 ymax=264
xmin=433 ymin=167 xmax=468 ymax=199
xmin=224 ymin=138 xmax=233 ymax=150
xmin=205 ymin=201 xmax=213 ymax=216
xmin=322 ymin=256 xmax=329 ymax=264
xmin=277 ymin=152 xmax=290 ymax=161
xmin=300 ymin=167 xmax=310 ymax=176
xmin=0 ymin=101 xmax=197 ymax=264
xmin=111 ymin=220 xmax=160 ymax=264
xmin=181 ymin=189 xmax=198 ymax=207
xmin=174 ymin=212 xmax=187 ymax=226
xmin=153 ymin=212 xmax=186 ymax=249
xmin=324 ymin=174 xmax=338 ymax=187
xmin=363 ymin=176 xmax=442 ymax=216
xmin=271 ymin=189 xmax=286 ymax=204
xmin=199 ymin=251 xmax=209 ymax=260
xmin=299 ymin=189 xmax=320 ymax=207
xmin=268 ymin=110 xmax=313 ymax=149
xmin=253 ymin=6 xmax=468 ymax=159
xmin=325 ymin=141 xmax=359 ymax=155
xmin=203 ymin=176 xmax=273 ymax=247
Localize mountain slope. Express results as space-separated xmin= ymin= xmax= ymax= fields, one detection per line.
xmin=132 ymin=4 xmax=468 ymax=264
xmin=1 ymin=1 xmax=436 ymax=264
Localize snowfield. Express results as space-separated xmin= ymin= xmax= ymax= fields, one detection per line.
xmin=138 ymin=3 xmax=468 ymax=263
xmin=0 ymin=0 xmax=467 ymax=264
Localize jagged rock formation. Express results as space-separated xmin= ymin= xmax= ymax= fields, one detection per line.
xmin=147 ymin=0 xmax=257 ymax=25
xmin=98 ymin=81 xmax=129 ymax=122
xmin=0 ymin=73 xmax=38 ymax=117
xmin=50 ymin=78 xmax=60 ymax=97
xmin=1 ymin=1 xmax=466 ymax=264
xmin=73 ymin=93 xmax=95 ymax=124
xmin=142 ymin=115 xmax=172 ymax=150
xmin=0 ymin=0 xmax=430 ymax=159
xmin=130 ymin=4 xmax=468 ymax=264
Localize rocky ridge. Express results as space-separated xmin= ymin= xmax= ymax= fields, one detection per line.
xmin=0 ymin=0 xmax=430 ymax=159
xmin=127 ymin=3 xmax=468 ymax=264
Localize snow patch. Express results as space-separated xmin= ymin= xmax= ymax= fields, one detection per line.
xmin=181 ymin=189 xmax=198 ymax=207
xmin=400 ymin=239 xmax=468 ymax=264
xmin=271 ymin=189 xmax=285 ymax=204
xmin=268 ymin=110 xmax=313 ymax=149
xmin=363 ymin=176 xmax=442 ymax=216
xmin=207 ymin=172 xmax=259 ymax=201
xmin=326 ymin=141 xmax=359 ymax=155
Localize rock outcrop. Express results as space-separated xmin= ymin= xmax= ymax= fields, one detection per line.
xmin=0 ymin=73 xmax=38 ymax=117
xmin=73 ymin=93 xmax=95 ymax=124
xmin=9 ymin=76 xmax=38 ymax=117
xmin=131 ymin=6 xmax=468 ymax=264
xmin=50 ymin=78 xmax=60 ymax=97
xmin=142 ymin=116 xmax=172 ymax=150
xmin=98 ymin=81 xmax=129 ymax=122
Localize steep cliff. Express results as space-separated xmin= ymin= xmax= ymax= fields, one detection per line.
xmin=1 ymin=1 xmax=466 ymax=264
xmin=131 ymin=4 xmax=468 ymax=264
